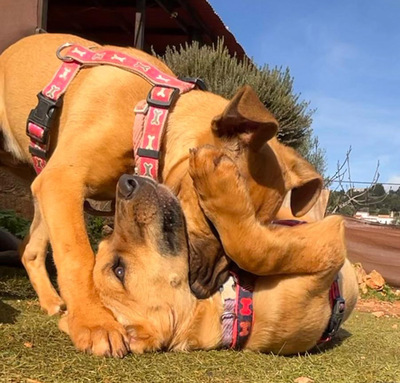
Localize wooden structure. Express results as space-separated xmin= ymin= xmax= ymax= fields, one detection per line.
xmin=0 ymin=0 xmax=245 ymax=57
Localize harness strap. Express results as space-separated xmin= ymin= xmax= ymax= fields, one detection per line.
xmin=26 ymin=43 xmax=201 ymax=178
xmin=221 ymin=270 xmax=256 ymax=349
xmin=319 ymin=276 xmax=346 ymax=343
xmin=26 ymin=61 xmax=81 ymax=173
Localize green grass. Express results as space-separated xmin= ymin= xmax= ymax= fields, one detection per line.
xmin=361 ymin=283 xmax=400 ymax=303
xmin=1 ymin=266 xmax=399 ymax=383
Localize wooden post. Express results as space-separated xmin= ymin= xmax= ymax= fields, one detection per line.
xmin=134 ymin=0 xmax=146 ymax=49
xmin=37 ymin=0 xmax=48 ymax=32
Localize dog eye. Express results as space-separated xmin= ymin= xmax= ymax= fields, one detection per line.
xmin=114 ymin=266 xmax=125 ymax=281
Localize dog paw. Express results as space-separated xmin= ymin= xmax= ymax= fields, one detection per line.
xmin=68 ymin=308 xmax=129 ymax=358
xmin=126 ymin=323 xmax=160 ymax=354
xmin=189 ymin=145 xmax=251 ymax=219
xmin=39 ymin=295 xmax=66 ymax=316
xmin=189 ymin=145 xmax=241 ymax=194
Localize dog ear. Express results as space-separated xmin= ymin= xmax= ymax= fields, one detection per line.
xmin=282 ymin=145 xmax=324 ymax=217
xmin=212 ymin=85 xmax=278 ymax=151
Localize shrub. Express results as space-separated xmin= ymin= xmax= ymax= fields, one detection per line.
xmin=159 ymin=40 xmax=321 ymax=163
xmin=0 ymin=210 xmax=31 ymax=239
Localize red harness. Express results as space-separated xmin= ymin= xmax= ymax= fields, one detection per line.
xmin=26 ymin=43 xmax=205 ymax=177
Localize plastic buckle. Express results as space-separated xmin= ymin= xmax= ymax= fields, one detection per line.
xmin=137 ymin=148 xmax=160 ymax=159
xmin=29 ymin=144 xmax=47 ymax=160
xmin=178 ymin=76 xmax=207 ymax=91
xmin=146 ymin=86 xmax=180 ymax=108
xmin=26 ymin=92 xmax=63 ymax=144
xmin=327 ymin=297 xmax=346 ymax=337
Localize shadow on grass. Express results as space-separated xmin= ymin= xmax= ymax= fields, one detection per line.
xmin=0 ymin=299 xmax=20 ymax=324
xmin=308 ymin=328 xmax=353 ymax=354
xmin=0 ymin=266 xmax=37 ymax=300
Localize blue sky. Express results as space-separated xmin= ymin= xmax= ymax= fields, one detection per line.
xmin=211 ymin=0 xmax=400 ymax=190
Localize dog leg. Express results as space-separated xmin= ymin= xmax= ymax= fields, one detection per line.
xmin=21 ymin=201 xmax=65 ymax=315
xmin=31 ymin=168 xmax=129 ymax=357
xmin=189 ymin=146 xmax=345 ymax=276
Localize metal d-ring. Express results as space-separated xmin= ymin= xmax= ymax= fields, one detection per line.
xmin=56 ymin=43 xmax=75 ymax=62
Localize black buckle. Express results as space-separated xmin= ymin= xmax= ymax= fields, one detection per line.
xmin=137 ymin=148 xmax=159 ymax=159
xmin=324 ymin=297 xmax=346 ymax=338
xmin=29 ymin=144 xmax=47 ymax=160
xmin=26 ymin=92 xmax=62 ymax=144
xmin=178 ymin=76 xmax=207 ymax=91
xmin=146 ymin=86 xmax=180 ymax=108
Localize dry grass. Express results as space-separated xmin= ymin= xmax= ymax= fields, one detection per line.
xmin=1 ymin=266 xmax=399 ymax=383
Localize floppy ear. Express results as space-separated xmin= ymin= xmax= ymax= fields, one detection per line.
xmin=212 ymin=85 xmax=278 ymax=151
xmin=281 ymin=145 xmax=324 ymax=217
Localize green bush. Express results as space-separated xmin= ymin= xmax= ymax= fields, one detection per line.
xmin=0 ymin=209 xmax=107 ymax=250
xmin=158 ymin=39 xmax=326 ymax=175
xmin=0 ymin=210 xmax=31 ymax=239
xmin=86 ymin=216 xmax=106 ymax=251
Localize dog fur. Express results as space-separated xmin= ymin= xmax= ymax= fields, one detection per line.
xmin=1 ymin=33 xmax=332 ymax=356
xmin=89 ymin=166 xmax=358 ymax=355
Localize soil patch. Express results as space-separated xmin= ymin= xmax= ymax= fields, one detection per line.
xmin=356 ymin=298 xmax=400 ymax=317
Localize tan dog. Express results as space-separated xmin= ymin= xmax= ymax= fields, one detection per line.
xmin=1 ymin=33 xmax=325 ymax=356
xmin=91 ymin=155 xmax=358 ymax=355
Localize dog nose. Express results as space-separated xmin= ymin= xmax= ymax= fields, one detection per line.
xmin=118 ymin=174 xmax=139 ymax=199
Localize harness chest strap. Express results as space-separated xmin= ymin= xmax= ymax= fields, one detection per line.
xmin=221 ymin=270 xmax=256 ymax=350
xmin=26 ymin=43 xmax=203 ymax=177
xmin=26 ymin=60 xmax=82 ymax=173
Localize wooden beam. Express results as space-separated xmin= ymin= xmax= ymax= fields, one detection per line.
xmin=134 ymin=0 xmax=146 ymax=49
xmin=153 ymin=0 xmax=189 ymax=35
xmin=175 ymin=0 xmax=214 ymax=41
xmin=37 ymin=0 xmax=48 ymax=32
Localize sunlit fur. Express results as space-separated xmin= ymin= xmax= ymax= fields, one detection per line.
xmin=93 ymin=175 xmax=358 ymax=354
xmin=0 ymin=33 xmax=330 ymax=356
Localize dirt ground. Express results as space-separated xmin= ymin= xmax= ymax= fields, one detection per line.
xmin=345 ymin=218 xmax=400 ymax=288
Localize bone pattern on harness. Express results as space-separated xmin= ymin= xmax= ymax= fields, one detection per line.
xmin=26 ymin=44 xmax=198 ymax=178
xmin=220 ymin=270 xmax=255 ymax=349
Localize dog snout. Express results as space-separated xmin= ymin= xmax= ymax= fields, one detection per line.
xmin=118 ymin=174 xmax=139 ymax=199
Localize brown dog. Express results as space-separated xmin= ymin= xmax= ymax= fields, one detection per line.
xmin=1 ymin=33 xmax=324 ymax=356
xmin=90 ymin=157 xmax=358 ymax=355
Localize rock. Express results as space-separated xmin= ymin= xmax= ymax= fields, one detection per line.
xmin=294 ymin=377 xmax=314 ymax=383
xmin=353 ymin=263 xmax=367 ymax=285
xmin=359 ymin=282 xmax=368 ymax=295
xmin=365 ymin=270 xmax=386 ymax=290
xmin=371 ymin=311 xmax=385 ymax=318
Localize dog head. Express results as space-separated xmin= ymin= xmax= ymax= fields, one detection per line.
xmin=181 ymin=85 xmax=323 ymax=298
xmin=93 ymin=175 xmax=195 ymax=353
